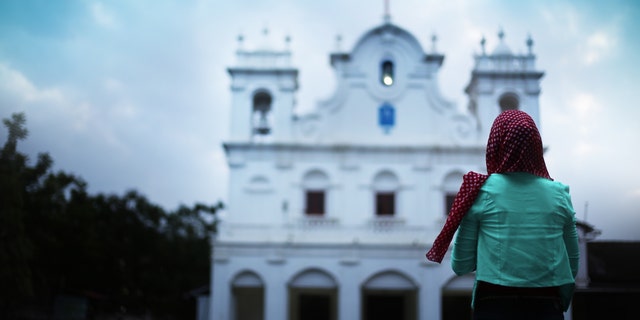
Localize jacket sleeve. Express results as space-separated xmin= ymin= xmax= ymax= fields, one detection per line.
xmin=451 ymin=201 xmax=480 ymax=275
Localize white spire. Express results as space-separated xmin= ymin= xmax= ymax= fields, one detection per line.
xmin=383 ymin=0 xmax=391 ymax=23
xmin=492 ymin=27 xmax=512 ymax=56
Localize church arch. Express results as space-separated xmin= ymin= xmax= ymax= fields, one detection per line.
xmin=252 ymin=89 xmax=273 ymax=136
xmin=288 ymin=268 xmax=338 ymax=320
xmin=289 ymin=268 xmax=338 ymax=289
xmin=231 ymin=270 xmax=265 ymax=320
xmin=232 ymin=270 xmax=265 ymax=287
xmin=362 ymin=270 xmax=418 ymax=290
xmin=361 ymin=270 xmax=418 ymax=320
xmin=245 ymin=175 xmax=273 ymax=193
xmin=302 ymin=169 xmax=330 ymax=190
xmin=441 ymin=274 xmax=474 ymax=320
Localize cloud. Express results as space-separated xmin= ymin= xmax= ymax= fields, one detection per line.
xmin=90 ymin=1 xmax=117 ymax=29
xmin=0 ymin=63 xmax=66 ymax=105
xmin=569 ymin=92 xmax=599 ymax=119
xmin=583 ymin=31 xmax=616 ymax=65
xmin=0 ymin=62 xmax=130 ymax=154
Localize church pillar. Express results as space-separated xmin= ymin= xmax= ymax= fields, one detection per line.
xmin=264 ymin=270 xmax=287 ymax=320
xmin=338 ymin=267 xmax=360 ymax=320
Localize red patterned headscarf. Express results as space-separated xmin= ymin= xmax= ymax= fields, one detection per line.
xmin=425 ymin=110 xmax=552 ymax=263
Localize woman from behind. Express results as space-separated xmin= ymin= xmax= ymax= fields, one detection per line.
xmin=427 ymin=110 xmax=579 ymax=320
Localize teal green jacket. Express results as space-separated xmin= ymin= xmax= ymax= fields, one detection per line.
xmin=451 ymin=172 xmax=580 ymax=311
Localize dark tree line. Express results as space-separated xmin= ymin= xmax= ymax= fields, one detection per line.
xmin=0 ymin=113 xmax=222 ymax=319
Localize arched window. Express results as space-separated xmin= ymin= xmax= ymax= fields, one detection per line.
xmin=252 ymin=91 xmax=272 ymax=135
xmin=373 ymin=171 xmax=399 ymax=216
xmin=499 ymin=92 xmax=519 ymax=111
xmin=380 ymin=60 xmax=394 ymax=86
xmin=302 ymin=170 xmax=330 ymax=216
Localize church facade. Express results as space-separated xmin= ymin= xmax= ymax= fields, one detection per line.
xmin=210 ymin=15 xmax=544 ymax=320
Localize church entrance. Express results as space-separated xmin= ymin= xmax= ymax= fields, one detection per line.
xmin=231 ymin=271 xmax=265 ymax=320
xmin=288 ymin=269 xmax=338 ymax=320
xmin=289 ymin=288 xmax=337 ymax=320
xmin=441 ymin=274 xmax=474 ymax=320
xmin=361 ymin=271 xmax=418 ymax=320
xmin=362 ymin=290 xmax=416 ymax=320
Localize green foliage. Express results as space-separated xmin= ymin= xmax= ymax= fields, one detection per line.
xmin=0 ymin=112 xmax=221 ymax=319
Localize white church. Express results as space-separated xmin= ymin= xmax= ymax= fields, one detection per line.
xmin=208 ymin=10 xmax=554 ymax=320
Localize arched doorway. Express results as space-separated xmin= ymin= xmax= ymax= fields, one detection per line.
xmin=288 ymin=268 xmax=338 ymax=320
xmin=361 ymin=270 xmax=417 ymax=320
xmin=441 ymin=273 xmax=474 ymax=320
xmin=231 ymin=271 xmax=265 ymax=320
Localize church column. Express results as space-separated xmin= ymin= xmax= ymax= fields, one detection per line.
xmin=264 ymin=269 xmax=287 ymax=320
xmin=210 ymin=260 xmax=232 ymax=320
xmin=338 ymin=266 xmax=360 ymax=320
xmin=420 ymin=265 xmax=444 ymax=320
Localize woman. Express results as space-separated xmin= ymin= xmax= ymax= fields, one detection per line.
xmin=426 ymin=110 xmax=579 ymax=319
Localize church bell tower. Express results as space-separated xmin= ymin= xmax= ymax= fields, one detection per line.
xmin=227 ymin=29 xmax=298 ymax=143
xmin=465 ymin=29 xmax=545 ymax=140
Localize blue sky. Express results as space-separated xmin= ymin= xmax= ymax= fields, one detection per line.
xmin=1 ymin=0 xmax=639 ymax=240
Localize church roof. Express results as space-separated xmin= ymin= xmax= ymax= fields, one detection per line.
xmin=351 ymin=22 xmax=425 ymax=56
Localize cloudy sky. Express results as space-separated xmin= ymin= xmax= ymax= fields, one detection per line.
xmin=1 ymin=0 xmax=638 ymax=240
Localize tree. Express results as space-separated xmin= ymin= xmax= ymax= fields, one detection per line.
xmin=0 ymin=112 xmax=36 ymax=312
xmin=0 ymin=113 xmax=222 ymax=319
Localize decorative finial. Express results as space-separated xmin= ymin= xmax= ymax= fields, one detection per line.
xmin=285 ymin=34 xmax=291 ymax=49
xmin=526 ymin=33 xmax=534 ymax=55
xmin=237 ymin=33 xmax=244 ymax=49
xmin=498 ymin=27 xmax=505 ymax=42
xmin=480 ymin=35 xmax=486 ymax=55
xmin=263 ymin=27 xmax=269 ymax=36
xmin=383 ymin=0 xmax=391 ymax=23
xmin=335 ymin=34 xmax=343 ymax=51
xmin=431 ymin=33 xmax=438 ymax=53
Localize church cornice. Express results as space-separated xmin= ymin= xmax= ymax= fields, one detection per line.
xmin=470 ymin=70 xmax=544 ymax=79
xmin=223 ymin=142 xmax=485 ymax=153
xmin=227 ymin=67 xmax=298 ymax=76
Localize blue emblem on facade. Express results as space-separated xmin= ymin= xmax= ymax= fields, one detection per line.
xmin=378 ymin=103 xmax=395 ymax=134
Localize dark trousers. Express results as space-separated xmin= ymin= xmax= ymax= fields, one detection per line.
xmin=473 ymin=281 xmax=564 ymax=320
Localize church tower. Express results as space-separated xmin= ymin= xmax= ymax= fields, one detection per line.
xmin=465 ymin=29 xmax=545 ymax=140
xmin=227 ymin=29 xmax=298 ymax=143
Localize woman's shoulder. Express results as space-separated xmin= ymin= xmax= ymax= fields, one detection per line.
xmin=485 ymin=173 xmax=570 ymax=193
